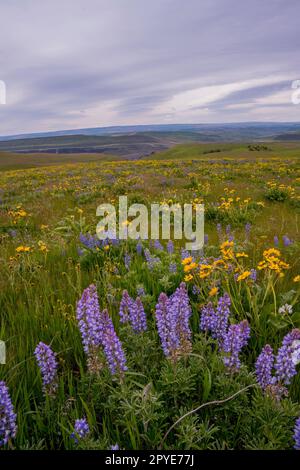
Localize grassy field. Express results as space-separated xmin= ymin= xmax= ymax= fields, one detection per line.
xmin=1 ymin=142 xmax=300 ymax=450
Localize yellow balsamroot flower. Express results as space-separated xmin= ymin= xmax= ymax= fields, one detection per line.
xmin=236 ymin=252 xmax=248 ymax=258
xmin=104 ymin=245 xmax=110 ymax=251
xmin=38 ymin=241 xmax=48 ymax=253
xmin=209 ymin=287 xmax=218 ymax=296
xmin=199 ymin=264 xmax=213 ymax=279
xmin=184 ymin=274 xmax=193 ymax=282
xmin=40 ymin=224 xmax=49 ymax=230
xmin=220 ymin=240 xmax=234 ymax=260
xmin=183 ymin=262 xmax=197 ymax=273
xmin=16 ymin=245 xmax=31 ymax=253
xmin=182 ymin=257 xmax=193 ymax=266
xmin=237 ymin=271 xmax=251 ymax=282
xmin=293 ymin=275 xmax=300 ymax=283
xmin=257 ymin=248 xmax=290 ymax=274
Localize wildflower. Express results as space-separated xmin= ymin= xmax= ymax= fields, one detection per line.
xmin=79 ymin=233 xmax=101 ymax=250
xmin=154 ymin=239 xmax=163 ymax=251
xmin=200 ymin=293 xmax=231 ymax=347
xmin=0 ymin=381 xmax=17 ymax=447
xmin=182 ymin=257 xmax=193 ymax=266
xmin=129 ymin=297 xmax=147 ymax=333
xmin=155 ymin=284 xmax=192 ymax=359
xmin=169 ymin=262 xmax=177 ymax=273
xmin=144 ymin=248 xmax=160 ymax=270
xmin=250 ymin=269 xmax=257 ymax=281
xmin=236 ymin=271 xmax=251 ymax=282
xmin=274 ymin=235 xmax=279 ymax=246
xmin=236 ymin=252 xmax=248 ymax=258
xmin=136 ymin=240 xmax=143 ymax=255
xmin=278 ymin=304 xmax=293 ymax=315
xmin=124 ymin=253 xmax=131 ymax=270
xmin=204 ymin=234 xmax=209 ymax=245
xmin=110 ymin=443 xmax=120 ymax=450
xmin=245 ymin=223 xmax=251 ymax=240
xmin=183 ymin=262 xmax=197 ymax=272
xmin=15 ymin=245 xmax=31 ymax=253
xmin=293 ymin=275 xmax=300 ymax=283
xmin=76 ymin=284 xmax=103 ymax=373
xmin=255 ymin=345 xmax=275 ymax=390
xmin=222 ymin=320 xmax=250 ymax=371
xmin=199 ymin=264 xmax=213 ymax=279
xmin=34 ymin=342 xmax=58 ymax=395
xmin=184 ymin=274 xmax=193 ymax=282
xmin=71 ymin=418 xmax=90 ymax=443
xmin=283 ymin=235 xmax=292 ymax=247
xmin=101 ymin=309 xmax=127 ymax=376
xmin=209 ymin=287 xmax=218 ymax=296
xmin=293 ymin=416 xmax=300 ymax=450
xmin=38 ymin=240 xmax=48 ymax=253
xmin=155 ymin=293 xmax=170 ymax=357
xmin=119 ymin=290 xmax=134 ymax=324
xmin=167 ymin=240 xmax=174 ymax=254
xmin=275 ymin=329 xmax=300 ymax=385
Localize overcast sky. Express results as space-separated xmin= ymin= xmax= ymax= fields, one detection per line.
xmin=0 ymin=0 xmax=300 ymax=135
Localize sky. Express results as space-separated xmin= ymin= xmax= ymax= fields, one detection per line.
xmin=0 ymin=0 xmax=300 ymax=136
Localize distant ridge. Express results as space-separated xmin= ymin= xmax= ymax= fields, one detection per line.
xmin=1 ymin=122 xmax=300 ymax=142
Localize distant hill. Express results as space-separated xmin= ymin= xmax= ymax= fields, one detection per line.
xmin=1 ymin=123 xmax=300 ymax=158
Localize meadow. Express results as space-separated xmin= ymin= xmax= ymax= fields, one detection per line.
xmin=1 ymin=142 xmax=300 ymax=450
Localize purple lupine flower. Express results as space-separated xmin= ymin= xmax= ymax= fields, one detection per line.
xmin=255 ymin=344 xmax=275 ymax=390
xmin=204 ymin=234 xmax=209 ymax=245
xmin=226 ymin=225 xmax=231 ymax=237
xmin=200 ymin=294 xmax=231 ymax=347
xmin=154 ymin=239 xmax=164 ymax=251
xmin=34 ymin=342 xmax=58 ymax=395
xmin=124 ymin=253 xmax=131 ymax=270
xmin=129 ymin=297 xmax=147 ymax=333
xmin=0 ymin=381 xmax=17 ymax=447
xmin=181 ymin=248 xmax=190 ymax=260
xmin=200 ymin=302 xmax=216 ymax=333
xmin=76 ymin=284 xmax=103 ymax=373
xmin=172 ymin=283 xmax=192 ymax=353
xmin=110 ymin=443 xmax=120 ymax=450
xmin=283 ymin=235 xmax=292 ymax=247
xmin=79 ymin=233 xmax=101 ymax=250
xmin=144 ymin=248 xmax=160 ymax=270
xmin=192 ymin=285 xmax=201 ymax=296
xmin=213 ymin=293 xmax=231 ymax=346
xmin=136 ymin=240 xmax=143 ymax=255
xmin=155 ymin=284 xmax=192 ymax=359
xmin=71 ymin=418 xmax=90 ymax=443
xmin=216 ymin=223 xmax=222 ymax=240
xmin=76 ymin=284 xmax=103 ymax=353
xmin=167 ymin=240 xmax=174 ymax=254
xmin=136 ymin=286 xmax=146 ymax=297
xmin=222 ymin=320 xmax=250 ymax=371
xmin=250 ymin=269 xmax=257 ymax=282
xmin=274 ymin=235 xmax=279 ymax=246
xmin=119 ymin=290 xmax=134 ymax=324
xmin=293 ymin=417 xmax=300 ymax=450
xmin=275 ymin=329 xmax=300 ymax=385
xmin=245 ymin=223 xmax=251 ymax=241
xmin=169 ymin=262 xmax=177 ymax=274
xmin=155 ymin=293 xmax=170 ymax=357
xmin=101 ymin=309 xmax=127 ymax=376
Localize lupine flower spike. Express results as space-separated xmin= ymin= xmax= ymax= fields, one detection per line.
xmin=0 ymin=381 xmax=17 ymax=447
xmin=34 ymin=342 xmax=58 ymax=396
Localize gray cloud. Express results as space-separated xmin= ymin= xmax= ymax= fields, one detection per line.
xmin=0 ymin=0 xmax=300 ymax=135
